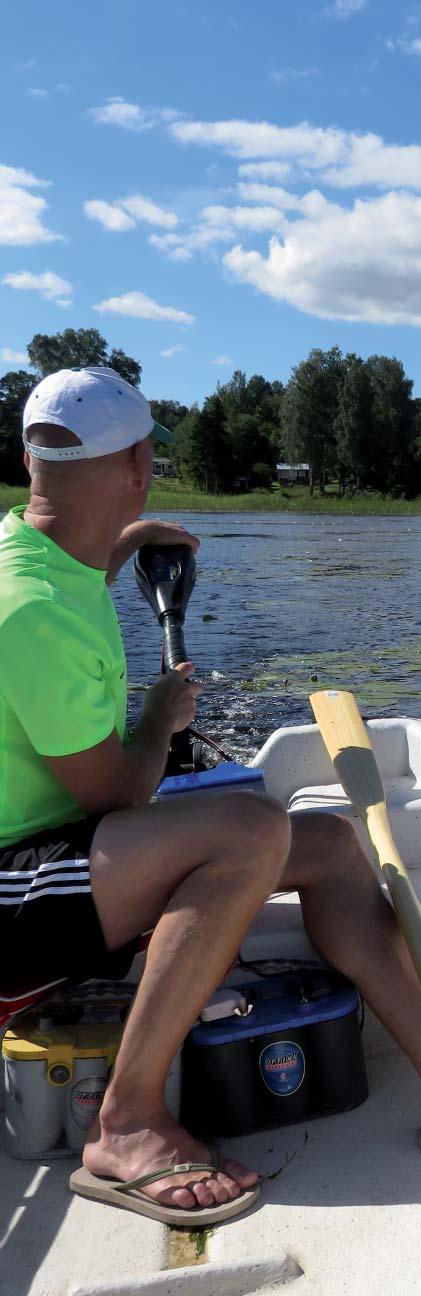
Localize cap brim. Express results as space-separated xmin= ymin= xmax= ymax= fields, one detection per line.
xmin=151 ymin=421 xmax=175 ymax=446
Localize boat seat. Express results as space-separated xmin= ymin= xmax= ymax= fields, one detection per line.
xmin=0 ymin=979 xmax=69 ymax=1030
xmin=288 ymin=776 xmax=421 ymax=871
xmin=0 ymin=929 xmax=156 ymax=1035
xmin=242 ymin=717 xmax=421 ymax=972
xmin=237 ymin=777 xmax=421 ymax=974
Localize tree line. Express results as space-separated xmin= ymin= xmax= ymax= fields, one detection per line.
xmin=1 ymin=330 xmax=421 ymax=497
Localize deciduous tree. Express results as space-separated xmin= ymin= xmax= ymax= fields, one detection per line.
xmin=27 ymin=329 xmax=141 ymax=386
xmin=0 ymin=370 xmax=37 ymax=484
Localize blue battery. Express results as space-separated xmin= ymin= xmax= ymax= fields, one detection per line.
xmin=182 ymin=971 xmax=368 ymax=1136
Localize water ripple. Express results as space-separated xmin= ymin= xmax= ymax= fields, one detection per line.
xmin=113 ymin=511 xmax=421 ymax=761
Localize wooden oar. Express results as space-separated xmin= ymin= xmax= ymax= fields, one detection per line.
xmin=309 ymin=688 xmax=421 ymax=983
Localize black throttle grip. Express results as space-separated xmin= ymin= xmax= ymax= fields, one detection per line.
xmin=162 ymin=614 xmax=188 ymax=672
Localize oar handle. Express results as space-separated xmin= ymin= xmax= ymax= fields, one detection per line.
xmin=366 ymin=804 xmax=408 ymax=879
xmin=383 ymin=870 xmax=421 ymax=981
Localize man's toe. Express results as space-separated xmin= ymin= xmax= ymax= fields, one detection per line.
xmin=214 ymin=1171 xmax=241 ymax=1200
xmin=204 ymin=1176 xmax=231 ymax=1204
xmin=157 ymin=1184 xmax=197 ymax=1209
xmin=224 ymin=1158 xmax=259 ymax=1187
xmin=191 ymin=1180 xmax=218 ymax=1208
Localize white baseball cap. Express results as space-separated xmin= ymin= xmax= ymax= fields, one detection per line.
xmin=23 ymin=366 xmax=174 ymax=461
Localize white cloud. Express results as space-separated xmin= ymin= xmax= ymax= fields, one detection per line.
xmin=161 ymin=345 xmax=185 ymax=358
xmin=149 ymin=225 xmax=234 ymax=261
xmin=210 ymin=355 xmax=232 ymax=366
xmin=332 ymin=0 xmax=368 ymax=16
xmin=89 ymin=98 xmax=180 ymax=131
xmin=149 ymin=232 xmax=191 ymax=260
xmin=3 ymin=271 xmax=73 ymax=303
xmin=28 ymin=87 xmax=48 ymax=98
xmin=401 ymin=37 xmax=421 ymax=56
xmin=85 ymin=201 xmax=136 ymax=232
xmin=89 ymin=98 xmax=147 ymax=128
xmin=85 ymin=195 xmax=177 ymax=232
xmin=202 ymin=204 xmax=286 ymax=232
xmin=94 ymin=108 xmax=421 ymax=331
xmin=223 ymin=190 xmax=421 ymax=326
xmin=149 ymin=193 xmax=320 ymax=262
xmin=389 ymin=13 xmax=421 ymax=56
xmin=0 ymin=347 xmax=28 ymax=365
xmin=0 ymin=164 xmax=49 ymax=189
xmin=238 ymin=161 xmax=292 ymax=181
xmin=0 ymin=164 xmax=59 ymax=245
xmin=169 ymin=117 xmax=421 ymax=190
xmin=170 ymin=117 xmax=345 ymax=164
xmin=94 ymin=290 xmax=195 ymax=324
xmin=123 ymin=196 xmax=177 ymax=229
xmin=320 ymin=136 xmax=421 ymax=190
xmin=236 ymin=182 xmax=321 ymax=211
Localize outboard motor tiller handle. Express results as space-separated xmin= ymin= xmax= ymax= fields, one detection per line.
xmin=133 ymin=544 xmax=196 ymax=671
xmin=133 ymin=544 xmax=197 ymax=771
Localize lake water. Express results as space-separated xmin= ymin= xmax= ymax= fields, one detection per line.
xmin=113 ymin=511 xmax=421 ymax=762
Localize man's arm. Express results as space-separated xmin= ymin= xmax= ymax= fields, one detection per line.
xmin=43 ymin=664 xmax=202 ymax=814
xmin=106 ymin=521 xmax=200 ymax=585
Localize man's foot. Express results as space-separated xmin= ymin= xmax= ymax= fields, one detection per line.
xmin=83 ymin=1109 xmax=258 ymax=1209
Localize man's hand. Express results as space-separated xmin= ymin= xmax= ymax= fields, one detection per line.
xmin=137 ymin=663 xmax=203 ymax=737
xmin=45 ymin=665 xmax=204 ymax=815
xmin=106 ymin=521 xmax=200 ymax=585
xmin=141 ymin=521 xmax=200 ymax=554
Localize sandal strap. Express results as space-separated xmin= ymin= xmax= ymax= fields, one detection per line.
xmin=113 ymin=1162 xmax=217 ymax=1193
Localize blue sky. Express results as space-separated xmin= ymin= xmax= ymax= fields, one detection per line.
xmin=2 ymin=0 xmax=421 ymax=405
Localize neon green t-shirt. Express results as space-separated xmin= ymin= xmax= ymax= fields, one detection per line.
xmin=0 ymin=506 xmax=127 ymax=847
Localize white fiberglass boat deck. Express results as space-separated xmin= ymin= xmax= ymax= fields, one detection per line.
xmin=1 ymin=716 xmax=421 ymax=1296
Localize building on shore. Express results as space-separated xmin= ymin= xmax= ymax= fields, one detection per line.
xmin=152 ymin=457 xmax=177 ymax=478
xmin=276 ymin=462 xmax=310 ymax=485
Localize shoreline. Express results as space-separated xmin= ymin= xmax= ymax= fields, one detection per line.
xmin=2 ymin=481 xmax=421 ymax=517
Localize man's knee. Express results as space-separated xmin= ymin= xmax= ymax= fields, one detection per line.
xmin=224 ymin=791 xmax=290 ymax=887
xmin=288 ymin=809 xmax=367 ymax=891
xmin=308 ymin=812 xmax=366 ymax=883
xmin=318 ymin=812 xmax=360 ymax=854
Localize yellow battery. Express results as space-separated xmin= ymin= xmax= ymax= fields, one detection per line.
xmin=3 ymin=1016 xmax=122 ymax=1083
xmin=2 ymin=1015 xmax=122 ymax=1158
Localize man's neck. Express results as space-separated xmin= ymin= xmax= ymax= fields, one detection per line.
xmin=24 ymin=490 xmax=123 ymax=571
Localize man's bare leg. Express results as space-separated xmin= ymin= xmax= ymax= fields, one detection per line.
xmin=284 ymin=813 xmax=421 ymax=1077
xmin=85 ymin=791 xmax=290 ymax=1210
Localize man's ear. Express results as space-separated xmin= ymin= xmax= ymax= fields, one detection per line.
xmin=131 ymin=439 xmax=152 ymax=490
xmin=23 ymin=450 xmax=31 ymax=473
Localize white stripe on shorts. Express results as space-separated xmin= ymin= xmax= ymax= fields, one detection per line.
xmin=0 ymin=885 xmax=92 ymax=905
xmin=0 ymin=858 xmax=92 ymax=904
xmin=0 ymin=857 xmax=90 ymax=879
xmin=0 ymin=872 xmax=91 ymax=894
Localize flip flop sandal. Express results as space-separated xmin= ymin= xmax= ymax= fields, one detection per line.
xmin=69 ymin=1160 xmax=260 ymax=1226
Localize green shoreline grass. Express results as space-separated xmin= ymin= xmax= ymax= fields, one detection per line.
xmin=2 ymin=479 xmax=421 ymax=516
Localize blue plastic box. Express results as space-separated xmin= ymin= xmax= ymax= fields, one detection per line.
xmin=157 ymin=761 xmax=265 ymax=800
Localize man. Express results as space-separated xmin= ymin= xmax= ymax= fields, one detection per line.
xmin=1 ymin=366 xmax=421 ymax=1227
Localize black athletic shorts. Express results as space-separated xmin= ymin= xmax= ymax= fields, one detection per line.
xmin=0 ymin=815 xmax=138 ymax=996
